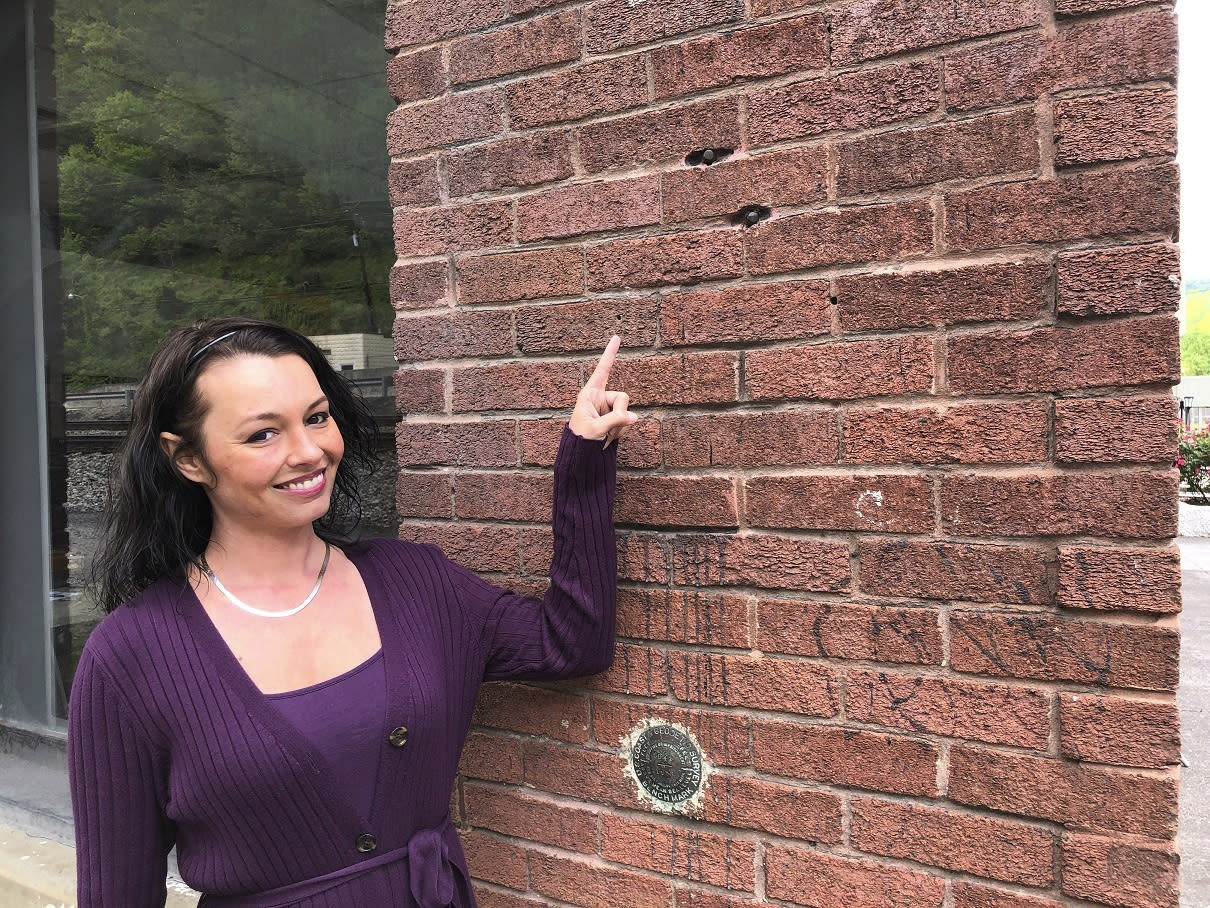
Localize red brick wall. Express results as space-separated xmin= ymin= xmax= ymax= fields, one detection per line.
xmin=385 ymin=1 xmax=1183 ymax=905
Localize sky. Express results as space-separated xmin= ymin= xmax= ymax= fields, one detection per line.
xmin=1179 ymin=0 xmax=1207 ymax=286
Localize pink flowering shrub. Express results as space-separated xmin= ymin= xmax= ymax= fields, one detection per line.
xmin=1177 ymin=422 xmax=1210 ymax=504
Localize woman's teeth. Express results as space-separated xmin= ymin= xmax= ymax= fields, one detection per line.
xmin=280 ymin=473 xmax=322 ymax=491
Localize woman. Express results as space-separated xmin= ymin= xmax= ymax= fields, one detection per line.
xmin=69 ymin=317 xmax=633 ymax=906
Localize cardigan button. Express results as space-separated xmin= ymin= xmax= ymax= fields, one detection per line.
xmin=356 ymin=833 xmax=378 ymax=853
xmin=388 ymin=725 xmax=409 ymax=747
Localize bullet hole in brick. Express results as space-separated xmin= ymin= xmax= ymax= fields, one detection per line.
xmin=828 ymin=294 xmax=838 ymax=307
xmin=685 ymin=147 xmax=733 ymax=167
xmin=733 ymin=204 xmax=771 ymax=228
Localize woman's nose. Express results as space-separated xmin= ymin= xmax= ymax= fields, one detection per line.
xmin=285 ymin=426 xmax=324 ymax=464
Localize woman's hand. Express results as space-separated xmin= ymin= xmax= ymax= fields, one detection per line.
xmin=568 ymin=335 xmax=636 ymax=447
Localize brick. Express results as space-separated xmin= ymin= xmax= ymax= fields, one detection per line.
xmin=391 ymin=260 xmax=448 ymax=311
xmin=847 ymin=670 xmax=1051 ymax=748
xmin=583 ymin=642 xmax=668 ymax=696
xmin=515 ymin=297 xmax=659 ymax=355
xmin=660 ymin=281 xmax=830 ymax=346
xmin=507 ymin=57 xmax=648 ymax=129
xmin=464 ymin=784 xmax=597 ymax=853
xmin=662 ymin=148 xmax=828 ymax=223
xmin=1057 ymin=242 xmax=1180 ymax=317
xmin=386 ymin=47 xmax=445 ymax=103
xmin=949 ymin=611 xmax=1179 ymax=691
xmin=450 ymin=11 xmax=580 ymax=85
xmin=746 ymin=336 xmax=934 ymax=402
xmin=455 ymin=472 xmax=551 ymax=522
xmin=452 ymin=360 xmax=582 ymax=412
xmin=388 ymin=156 xmax=441 ymax=208
xmin=387 ymin=89 xmax=506 ymax=156
xmin=662 ymin=410 xmax=838 ymax=467
xmin=398 ymin=523 xmax=522 ymax=573
xmin=944 ymin=11 xmax=1177 ymax=112
xmin=580 ymin=97 xmax=742 ymax=174
xmin=941 ymin=471 xmax=1178 ymax=539
xmin=457 ymin=248 xmax=584 ymax=305
xmin=617 ymin=476 xmax=738 ymax=528
xmin=944 ymin=166 xmax=1178 ymax=251
xmin=1057 ymin=544 xmax=1181 ymax=614
xmin=395 ymin=200 xmax=513 ymax=257
xmin=473 ymin=888 xmax=541 ymax=908
xmin=397 ymin=420 xmax=516 ymax=467
xmin=617 ymin=532 xmax=671 ymax=585
xmin=397 ymin=472 xmax=451 ymax=517
xmin=1055 ymin=86 xmax=1176 ymax=167
xmin=1056 ymin=0 xmax=1151 ymax=12
xmin=610 ymin=351 xmax=738 ymax=406
xmin=523 ymin=741 xmax=639 ymax=807
xmin=447 ymin=132 xmax=575 ymax=198
xmin=587 ymin=230 xmax=743 ymax=291
xmin=673 ymin=890 xmax=756 ymax=908
xmin=653 ymin=15 xmax=827 ymax=99
xmin=592 ymin=698 xmax=753 ymax=766
xmin=528 ymin=851 xmax=673 ymax=908
xmin=832 ymin=0 xmax=1038 ymax=66
xmin=702 ymin=774 xmax=843 ymax=842
xmin=757 ymin=599 xmax=942 ymax=665
xmin=473 ymin=681 xmax=590 ymax=742
xmin=617 ymin=588 xmax=750 ymax=648
xmin=837 ymin=261 xmax=1046 ymax=332
xmin=857 ymin=539 xmax=1050 ymax=604
xmin=949 ymin=745 xmax=1178 ymax=837
xmin=837 ymin=110 xmax=1038 ymax=196
xmin=396 ymin=367 xmax=446 ymax=413
xmin=517 ymin=176 xmax=661 ymax=242
xmin=1055 ymin=396 xmax=1178 ymax=464
xmin=748 ymin=200 xmax=934 ymax=275
xmin=671 ymin=533 xmax=851 ymax=591
xmin=947 ymin=317 xmax=1180 ymax=394
xmin=460 ymin=732 xmax=524 ymax=784
xmin=584 ymin=0 xmax=742 ymax=53
xmin=520 ymin=416 xmax=661 ymax=469
xmin=851 ymin=798 xmax=1053 ymax=886
xmin=753 ymin=720 xmax=938 ymax=795
xmin=461 ymin=829 xmax=528 ymax=889
xmin=745 ymin=474 xmax=933 ymax=533
xmin=765 ymin=845 xmax=945 ymax=907
xmin=601 ymin=814 xmax=756 ymax=891
xmin=394 ymin=310 xmax=512 ymax=361
xmin=747 ymin=61 xmax=939 ymax=147
xmin=384 ymin=0 xmax=508 ymax=50
xmin=951 ymin=883 xmax=1064 ymax=908
xmin=1060 ymin=692 xmax=1180 ymax=768
xmin=846 ymin=402 xmax=1047 ymax=465
xmin=669 ymin=651 xmax=839 ymax=716
xmin=751 ymin=0 xmax=826 ymax=12
xmin=1061 ymin=832 xmax=1179 ymax=908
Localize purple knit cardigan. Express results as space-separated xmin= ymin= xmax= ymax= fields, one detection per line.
xmin=68 ymin=428 xmax=617 ymax=907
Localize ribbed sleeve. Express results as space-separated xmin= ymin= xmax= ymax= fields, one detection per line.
xmin=447 ymin=425 xmax=618 ymax=681
xmin=69 ymin=648 xmax=176 ymax=907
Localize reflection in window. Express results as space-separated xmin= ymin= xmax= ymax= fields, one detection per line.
xmin=39 ymin=0 xmax=398 ymax=718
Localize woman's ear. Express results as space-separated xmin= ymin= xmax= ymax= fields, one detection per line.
xmin=159 ymin=432 xmax=211 ymax=486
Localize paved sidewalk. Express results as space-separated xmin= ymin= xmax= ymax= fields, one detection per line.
xmin=1180 ymin=535 xmax=1210 ymax=906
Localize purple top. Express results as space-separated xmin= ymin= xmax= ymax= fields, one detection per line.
xmin=68 ymin=427 xmax=617 ymax=907
xmin=267 ymin=649 xmax=386 ymax=822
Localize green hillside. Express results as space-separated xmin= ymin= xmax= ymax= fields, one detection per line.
xmin=1183 ymin=288 xmax=1210 ymax=375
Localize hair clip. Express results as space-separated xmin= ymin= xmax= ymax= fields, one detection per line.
xmin=187 ymin=330 xmax=239 ymax=365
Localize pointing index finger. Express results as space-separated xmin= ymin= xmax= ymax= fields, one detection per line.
xmin=586 ymin=335 xmax=621 ymax=390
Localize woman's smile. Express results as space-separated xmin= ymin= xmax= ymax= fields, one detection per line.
xmin=275 ymin=468 xmax=328 ymax=496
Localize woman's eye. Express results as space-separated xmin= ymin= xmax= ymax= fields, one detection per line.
xmin=307 ymin=411 xmax=331 ymax=425
xmin=246 ymin=429 xmax=274 ymax=443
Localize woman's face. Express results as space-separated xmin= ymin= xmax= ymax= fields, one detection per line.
xmin=167 ymin=353 xmax=345 ymax=536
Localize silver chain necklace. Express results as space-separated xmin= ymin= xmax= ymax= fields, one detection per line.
xmin=199 ymin=541 xmax=331 ymax=619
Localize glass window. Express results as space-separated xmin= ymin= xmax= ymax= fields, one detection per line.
xmin=35 ymin=0 xmax=398 ymax=723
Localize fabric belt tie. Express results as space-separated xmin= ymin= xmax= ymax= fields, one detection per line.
xmin=198 ymin=816 xmax=463 ymax=908
xmin=407 ymin=824 xmax=457 ymax=907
